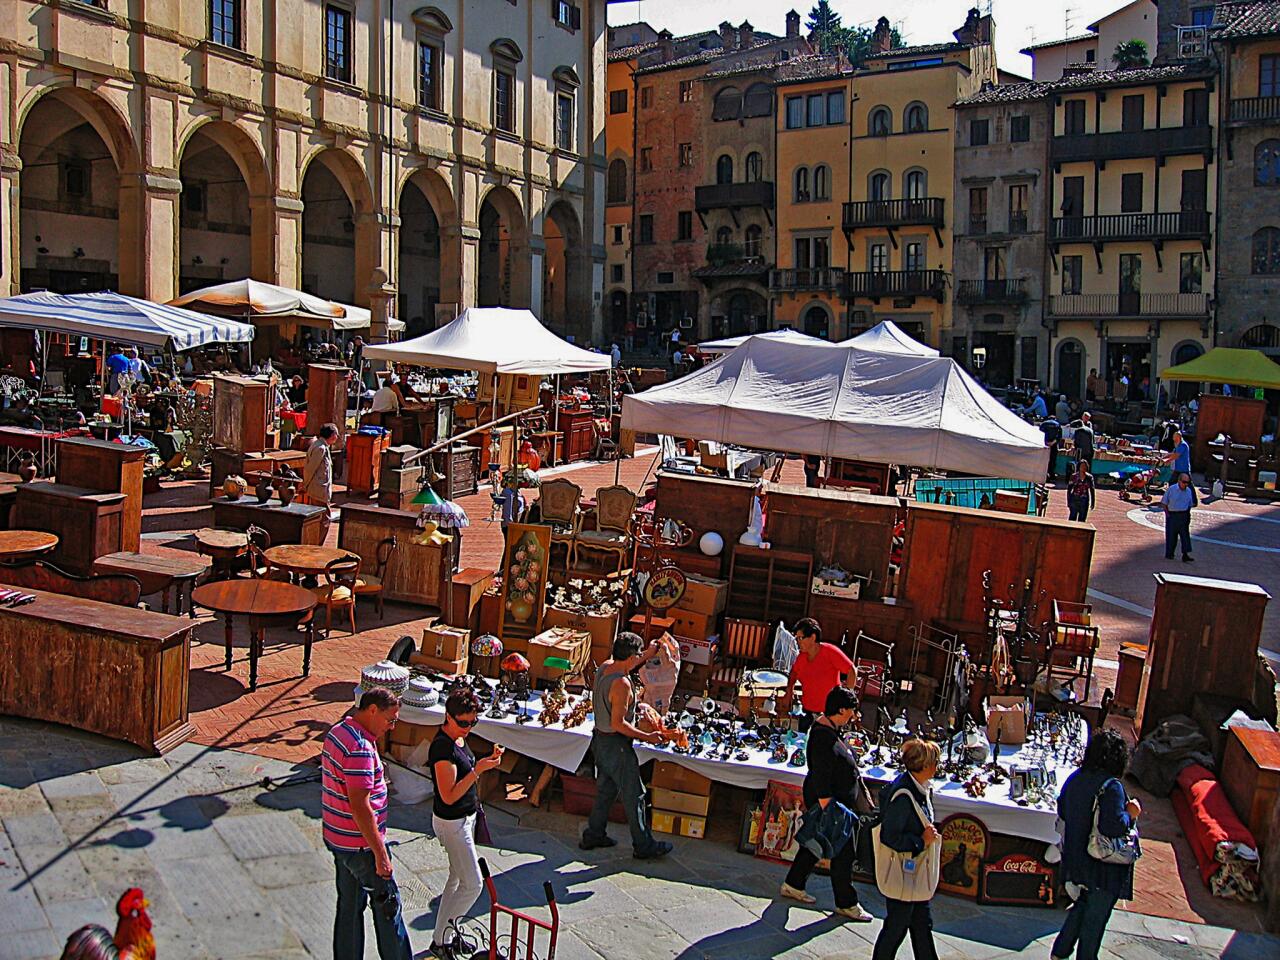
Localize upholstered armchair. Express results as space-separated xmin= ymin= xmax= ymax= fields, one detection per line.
xmin=573 ymin=484 xmax=637 ymax=573
xmin=538 ymin=478 xmax=583 ymax=571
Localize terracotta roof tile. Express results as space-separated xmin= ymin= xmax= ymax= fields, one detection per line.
xmin=1215 ymin=0 xmax=1280 ymax=39
xmin=955 ymin=81 xmax=1050 ymax=106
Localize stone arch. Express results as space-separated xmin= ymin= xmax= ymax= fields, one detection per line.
xmin=299 ymin=146 xmax=377 ymax=307
xmin=1167 ymin=339 xmax=1205 ymax=402
xmin=477 ymin=183 xmax=531 ymax=310
xmin=178 ymin=118 xmax=270 ymax=197
xmin=17 ymin=84 xmax=140 ymax=174
xmin=802 ymin=301 xmax=833 ymax=339
xmin=543 ymin=198 xmax=589 ymax=341
xmin=398 ymin=165 xmax=462 ymax=332
xmin=1055 ymin=337 xmax=1086 ymax=398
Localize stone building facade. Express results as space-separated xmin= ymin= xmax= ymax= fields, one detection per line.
xmin=1 ymin=0 xmax=607 ymax=343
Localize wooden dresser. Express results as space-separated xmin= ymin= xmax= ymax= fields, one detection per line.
xmin=1221 ymin=727 xmax=1280 ymax=850
xmin=211 ymin=496 xmax=327 ymax=546
xmin=338 ymin=503 xmax=449 ymax=606
xmin=13 ymin=482 xmax=127 ymax=575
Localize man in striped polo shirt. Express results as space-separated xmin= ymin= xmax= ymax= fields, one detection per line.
xmin=322 ymin=688 xmax=413 ymax=960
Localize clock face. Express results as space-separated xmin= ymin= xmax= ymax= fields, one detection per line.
xmin=643 ymin=565 xmax=687 ymax=610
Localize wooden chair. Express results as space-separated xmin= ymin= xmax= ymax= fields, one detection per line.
xmin=573 ymin=484 xmax=636 ymax=573
xmin=354 ymin=536 xmax=397 ymax=619
xmin=1046 ymin=599 xmax=1100 ymax=701
xmin=307 ymin=554 xmax=362 ymax=638
xmin=247 ymin=542 xmax=292 ymax=582
xmin=0 ymin=561 xmax=141 ymax=608
xmin=537 ymin=478 xmax=582 ymax=571
xmin=707 ymin=617 xmax=771 ymax=701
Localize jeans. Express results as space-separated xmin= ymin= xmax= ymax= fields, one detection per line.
xmin=1164 ymin=510 xmax=1192 ymax=558
xmin=584 ymin=732 xmax=657 ymax=853
xmin=1068 ymin=495 xmax=1091 ymax=523
xmin=1051 ymin=886 xmax=1119 ymax=960
xmin=433 ymin=812 xmax=483 ymax=947
xmin=872 ymin=897 xmax=938 ymax=960
xmin=331 ymin=848 xmax=413 ymax=960
xmin=785 ymin=832 xmax=861 ymax=909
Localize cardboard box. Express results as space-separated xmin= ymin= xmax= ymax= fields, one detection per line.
xmin=811 ymin=577 xmax=861 ymax=600
xmin=651 ymin=760 xmax=713 ymax=796
xmin=528 ymin=627 xmax=591 ymax=682
xmin=409 ymin=651 xmax=469 ymax=676
xmin=678 ymin=660 xmax=714 ymax=693
xmin=542 ymin=605 xmax=619 ymax=655
xmin=651 ymin=809 xmax=706 ymax=838
xmin=667 ymin=606 xmax=717 ymax=642
xmin=676 ymin=635 xmax=717 ymax=666
xmin=652 ymin=786 xmax=712 ymax=817
xmin=680 ymin=575 xmax=729 ymax=615
xmin=986 ymin=695 xmax=1028 ymax=745
xmin=628 ymin=613 xmax=675 ymax=640
xmin=423 ymin=622 xmax=470 ymax=661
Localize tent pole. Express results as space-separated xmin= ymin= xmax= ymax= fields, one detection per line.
xmin=553 ymin=374 xmax=560 ymax=462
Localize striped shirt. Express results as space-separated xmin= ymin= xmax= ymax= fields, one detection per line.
xmin=321 ymin=718 xmax=388 ymax=852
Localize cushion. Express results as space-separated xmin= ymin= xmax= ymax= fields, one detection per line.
xmin=354 ymin=575 xmax=382 ymax=592
xmin=313 ymin=586 xmax=353 ymax=603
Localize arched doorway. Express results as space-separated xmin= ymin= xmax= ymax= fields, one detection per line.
xmin=609 ymin=290 xmax=628 ymax=332
xmin=178 ymin=123 xmax=266 ymax=294
xmin=17 ymin=89 xmax=140 ymax=294
xmin=725 ymin=290 xmax=766 ymax=336
xmin=301 ymin=156 xmax=361 ymax=305
xmin=1056 ymin=339 xmax=1084 ymax=399
xmin=1168 ymin=341 xmax=1204 ymax=403
xmin=398 ymin=176 xmax=443 ymax=336
xmin=803 ymin=304 xmax=830 ymax=339
xmin=545 ymin=201 xmax=587 ymax=342
xmin=478 ymin=187 xmax=530 ymax=310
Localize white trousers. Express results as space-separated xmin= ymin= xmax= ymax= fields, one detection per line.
xmin=432 ymin=812 xmax=483 ymax=946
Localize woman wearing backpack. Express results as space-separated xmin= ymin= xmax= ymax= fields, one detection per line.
xmin=1050 ymin=729 xmax=1141 ymax=960
xmin=872 ymin=739 xmax=942 ymax=960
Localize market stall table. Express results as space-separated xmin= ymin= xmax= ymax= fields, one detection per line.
xmin=0 ymin=529 xmax=59 ymax=562
xmin=92 ymin=551 xmax=209 ymax=616
xmin=263 ymin=544 xmax=349 ymax=580
xmin=192 ymin=579 xmax=317 ymax=691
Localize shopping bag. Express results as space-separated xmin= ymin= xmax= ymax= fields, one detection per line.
xmin=872 ymin=790 xmax=940 ymax=902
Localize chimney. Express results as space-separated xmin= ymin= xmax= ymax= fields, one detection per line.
xmin=739 ymin=20 xmax=754 ymax=49
xmin=954 ymin=7 xmax=982 ymax=45
xmin=786 ymin=9 xmax=801 ymax=39
xmin=719 ymin=21 xmax=736 ymax=50
xmin=657 ymin=29 xmax=674 ymax=62
xmin=872 ymin=17 xmax=893 ymax=54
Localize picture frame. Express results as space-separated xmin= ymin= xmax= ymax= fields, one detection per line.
xmin=937 ymin=814 xmax=990 ymax=899
xmin=739 ymin=805 xmax=762 ymax=855
xmin=499 ymin=523 xmax=553 ymax=641
xmin=979 ymin=853 xmax=1058 ymax=908
xmin=753 ymin=779 xmax=805 ymax=864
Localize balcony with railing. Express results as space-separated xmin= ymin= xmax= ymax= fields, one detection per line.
xmin=1050 ymin=124 xmax=1213 ymax=163
xmin=1229 ymin=96 xmax=1280 ymax=124
xmin=956 ymin=278 xmax=1028 ymax=304
xmin=1048 ymin=292 xmax=1209 ymax=318
xmin=843 ymin=269 xmax=947 ymax=302
xmin=1050 ymin=210 xmax=1210 ymax=244
xmin=770 ymin=267 xmax=846 ymax=292
xmin=842 ymin=197 xmax=946 ymax=231
xmin=1008 ymin=212 xmax=1029 ymax=234
xmin=694 ymin=181 xmax=775 ymax=212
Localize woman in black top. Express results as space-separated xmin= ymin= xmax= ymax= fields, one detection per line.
xmin=779 ymin=685 xmax=874 ymax=922
xmin=428 ymin=687 xmax=502 ymax=960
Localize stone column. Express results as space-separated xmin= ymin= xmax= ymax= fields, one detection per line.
xmin=367 ymin=267 xmax=396 ymax=344
xmin=459 ymin=227 xmax=480 ymax=312
xmin=250 ymin=195 xmax=304 ymax=284
xmin=119 ymin=171 xmax=182 ymax=301
xmin=1 ymin=149 xmax=21 ymax=296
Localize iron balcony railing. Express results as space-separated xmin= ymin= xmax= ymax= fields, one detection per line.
xmin=1051 ymin=210 xmax=1210 ymax=243
xmin=843 ymin=269 xmax=947 ymax=301
xmin=1229 ymin=97 xmax=1280 ymax=123
xmin=842 ymin=197 xmax=945 ymax=231
xmin=1050 ymin=124 xmax=1212 ymax=162
xmin=769 ymin=267 xmax=846 ymax=292
xmin=694 ymin=181 xmax=775 ymax=211
xmin=956 ymin=278 xmax=1028 ymax=304
xmin=1048 ymin=292 xmax=1210 ymax=318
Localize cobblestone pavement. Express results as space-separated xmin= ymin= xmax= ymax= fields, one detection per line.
xmin=2 ymin=719 xmax=1275 ymax=960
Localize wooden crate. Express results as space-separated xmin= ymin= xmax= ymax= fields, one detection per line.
xmin=212 ymin=375 xmax=270 ymax=454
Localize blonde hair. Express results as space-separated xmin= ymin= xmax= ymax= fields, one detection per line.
xmin=900 ymin=738 xmax=941 ymax=773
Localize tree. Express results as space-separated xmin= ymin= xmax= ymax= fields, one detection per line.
xmin=806 ymin=1 xmax=842 ymax=35
xmin=1113 ymin=39 xmax=1150 ymax=69
xmin=806 ymin=4 xmax=904 ymax=65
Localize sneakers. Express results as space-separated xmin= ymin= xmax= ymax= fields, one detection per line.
xmin=779 ymin=882 xmax=816 ymax=904
xmin=579 ymin=834 xmax=618 ymax=851
xmin=833 ymin=905 xmax=874 ymax=922
xmin=632 ymin=840 xmax=673 ymax=860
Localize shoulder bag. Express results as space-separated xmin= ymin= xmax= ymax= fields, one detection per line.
xmin=871 ymin=788 xmax=940 ymax=902
xmin=1086 ymin=778 xmax=1141 ymax=866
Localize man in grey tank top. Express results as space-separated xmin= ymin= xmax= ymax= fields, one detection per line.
xmin=580 ymin=632 xmax=673 ymax=860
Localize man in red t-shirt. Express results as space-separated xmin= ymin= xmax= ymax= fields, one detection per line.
xmin=782 ymin=618 xmax=852 ymax=730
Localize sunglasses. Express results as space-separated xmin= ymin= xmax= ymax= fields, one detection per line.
xmin=451 ymin=715 xmax=478 ymax=728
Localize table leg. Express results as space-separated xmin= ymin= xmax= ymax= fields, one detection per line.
xmin=249 ymin=626 xmax=261 ymax=691
xmin=303 ymin=616 xmax=314 ymax=677
xmin=224 ymin=614 xmax=234 ymax=672
xmin=187 ymin=580 xmax=197 ymax=619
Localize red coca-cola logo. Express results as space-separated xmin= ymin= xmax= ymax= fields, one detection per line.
xmin=994 ymin=855 xmax=1043 ymax=873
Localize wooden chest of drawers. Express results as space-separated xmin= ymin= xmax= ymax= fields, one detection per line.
xmin=1221 ymin=726 xmax=1280 ymax=850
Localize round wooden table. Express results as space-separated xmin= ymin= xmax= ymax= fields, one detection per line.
xmin=0 ymin=530 xmax=59 ymax=563
xmin=263 ymin=544 xmax=349 ymax=578
xmin=92 ymin=552 xmax=210 ymax=617
xmin=194 ymin=527 xmax=250 ymax=580
xmin=192 ymin=579 xmax=317 ymax=690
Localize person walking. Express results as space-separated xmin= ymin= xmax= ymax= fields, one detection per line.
xmin=1050 ymin=729 xmax=1141 ymax=960
xmin=1072 ymin=413 xmax=1095 ymax=466
xmin=1055 ymin=394 xmax=1072 ymax=423
xmin=779 ymin=686 xmax=875 ymax=922
xmin=1164 ymin=429 xmax=1191 ymax=477
xmin=428 ymin=687 xmax=504 ymax=959
xmin=781 ymin=618 xmax=853 ymax=732
xmin=1040 ymin=413 xmax=1064 ymax=480
xmin=1161 ymin=472 xmax=1197 ymax=562
xmin=580 ymin=632 xmax=673 ymax=859
xmin=872 ymin=739 xmax=942 ymax=960
xmin=1066 ymin=460 xmax=1096 ymax=523
xmin=303 ymin=422 xmax=340 ymax=544
xmin=321 ymin=689 xmax=414 ymax=960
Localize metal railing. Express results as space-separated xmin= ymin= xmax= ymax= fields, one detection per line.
xmin=843 ymin=269 xmax=947 ymax=300
xmin=1229 ymin=97 xmax=1280 ymax=123
xmin=842 ymin=197 xmax=945 ymax=230
xmin=769 ymin=267 xmax=846 ymax=292
xmin=694 ymin=181 xmax=775 ymax=211
xmin=1048 ymin=292 xmax=1209 ymax=318
xmin=1050 ymin=124 xmax=1212 ymax=162
xmin=1050 ymin=210 xmax=1210 ymax=243
xmin=956 ymin=278 xmax=1028 ymax=303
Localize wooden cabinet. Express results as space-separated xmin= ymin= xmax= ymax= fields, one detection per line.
xmin=1137 ymin=574 xmax=1270 ymax=737
xmin=808 ymin=594 xmax=915 ymax=652
xmin=727 ymin=545 xmax=812 ymax=625
xmin=898 ymin=501 xmax=1094 ymax=652
xmin=1221 ymin=727 xmax=1280 ymax=850
xmin=345 ymin=431 xmax=392 ymax=495
xmin=210 ymin=497 xmax=327 ymax=546
xmin=475 ymin=426 xmax=515 ymax=471
xmin=305 ymin=364 xmax=351 ymax=442
xmin=338 ymin=503 xmax=449 ymax=606
xmin=655 ymin=472 xmax=758 ymax=580
xmin=55 ymin=437 xmax=145 ymax=553
xmin=559 ymin=409 xmax=597 ymax=463
xmin=445 ymin=444 xmax=480 ymax=499
xmin=212 ymin=375 xmax=271 ymax=453
xmin=1192 ymin=395 xmax=1265 ymax=472
xmin=0 ymin=587 xmax=193 ymax=753
xmin=448 ymin=567 xmax=496 ymax=632
xmin=13 ymin=482 xmax=127 ymax=575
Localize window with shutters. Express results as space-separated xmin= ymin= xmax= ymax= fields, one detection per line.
xmin=1121 ymin=173 xmax=1143 ymax=213
xmin=904 ymin=169 xmax=926 ymax=200
xmin=743 ymin=83 xmax=773 ymax=118
xmin=556 ymin=92 xmax=575 ymax=151
xmin=609 ymin=90 xmax=628 ymax=114
xmin=794 ymin=167 xmax=809 ymax=203
xmin=1183 ymin=88 xmax=1208 ymax=127
xmin=969 ymin=119 xmax=989 ymax=146
xmin=1122 ymin=95 xmax=1145 ymax=132
xmin=1180 ymin=253 xmax=1203 ymax=293
xmin=905 ymin=241 xmax=924 ymax=272
xmin=744 ymin=224 xmax=762 ymax=258
xmin=869 ymin=107 xmax=891 ymax=136
xmin=869 ymin=243 xmax=888 ymax=273
xmin=826 ymin=92 xmax=845 ymax=125
xmin=904 ymin=103 xmax=927 ymax=133
xmin=813 ymin=165 xmax=830 ymax=201
xmin=607 ymin=160 xmax=627 ymax=204
xmin=744 ymin=152 xmax=763 ymax=183
xmin=1062 ymin=256 xmax=1082 ymax=294
xmin=1063 ymin=99 xmax=1086 ymax=135
xmin=494 ymin=68 xmax=515 ymax=132
xmin=1010 ymin=115 xmax=1030 ymax=142
xmin=324 ymin=4 xmax=353 ymax=84
xmin=1263 ymin=55 xmax=1279 ymax=98
xmin=612 ymin=225 xmax=623 ymax=244
xmin=807 ymin=94 xmax=826 ymax=127
xmin=869 ymin=171 xmax=890 ymax=202
xmin=677 ymin=211 xmax=693 ymax=241
xmin=969 ymin=188 xmax=987 ymax=233
xmin=679 ymin=81 xmax=694 ymax=103
xmin=1008 ymin=184 xmax=1028 ymax=233
xmin=640 ymin=147 xmax=653 ymax=172
xmin=678 ymin=143 xmax=692 ymax=167
xmin=611 ymin=264 xmax=624 ymax=283
xmin=552 ymin=0 xmax=580 ymax=31
xmin=1253 ymin=227 xmax=1280 ymax=274
xmin=640 ymin=86 xmax=653 ymax=109
xmin=417 ymin=39 xmax=442 ymax=111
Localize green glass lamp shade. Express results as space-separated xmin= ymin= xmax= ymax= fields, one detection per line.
xmin=413 ymin=484 xmax=445 ymax=506
xmin=543 ymin=656 xmax=573 ymax=672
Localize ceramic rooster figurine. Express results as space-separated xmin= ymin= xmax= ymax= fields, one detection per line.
xmin=59 ymin=888 xmax=155 ymax=960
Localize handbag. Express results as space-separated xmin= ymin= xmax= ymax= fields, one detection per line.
xmin=872 ymin=787 xmax=940 ymax=902
xmin=1085 ymin=778 xmax=1140 ymax=866
xmin=473 ymin=803 xmax=492 ymax=845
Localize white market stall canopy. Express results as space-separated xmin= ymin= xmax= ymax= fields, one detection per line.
xmin=362 ymin=307 xmax=612 ymax=375
xmin=697 ymin=328 xmax=823 ymax=355
xmin=621 ymin=337 xmax=1048 ymax=482
xmin=0 ymin=290 xmax=255 ymax=351
xmin=842 ymin=320 xmax=939 ymax=357
xmin=170 ymin=279 xmax=404 ymax=332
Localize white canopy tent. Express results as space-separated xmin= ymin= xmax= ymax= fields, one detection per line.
xmin=170 ymin=279 xmax=404 ymax=332
xmin=621 ymin=337 xmax=1048 ymax=482
xmin=0 ymin=290 xmax=255 ymax=350
xmin=842 ymin=320 xmax=939 ymax=357
xmin=362 ymin=307 xmax=612 ymax=375
xmin=697 ymin=328 xmax=823 ymax=355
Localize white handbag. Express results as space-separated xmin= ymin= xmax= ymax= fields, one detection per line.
xmin=872 ymin=787 xmax=940 ymax=902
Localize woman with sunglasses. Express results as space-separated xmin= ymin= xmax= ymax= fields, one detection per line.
xmin=428 ymin=687 xmax=503 ymax=959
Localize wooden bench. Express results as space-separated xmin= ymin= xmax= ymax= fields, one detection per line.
xmin=0 ymin=560 xmax=142 ymax=607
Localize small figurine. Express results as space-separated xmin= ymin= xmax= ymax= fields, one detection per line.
xmin=788 ymin=746 xmax=807 ymax=768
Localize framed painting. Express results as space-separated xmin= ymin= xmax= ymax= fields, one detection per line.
xmin=937 ymin=813 xmax=990 ymax=899
xmin=499 ymin=523 xmax=552 ymax=641
xmin=753 ymin=779 xmax=805 ymax=864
